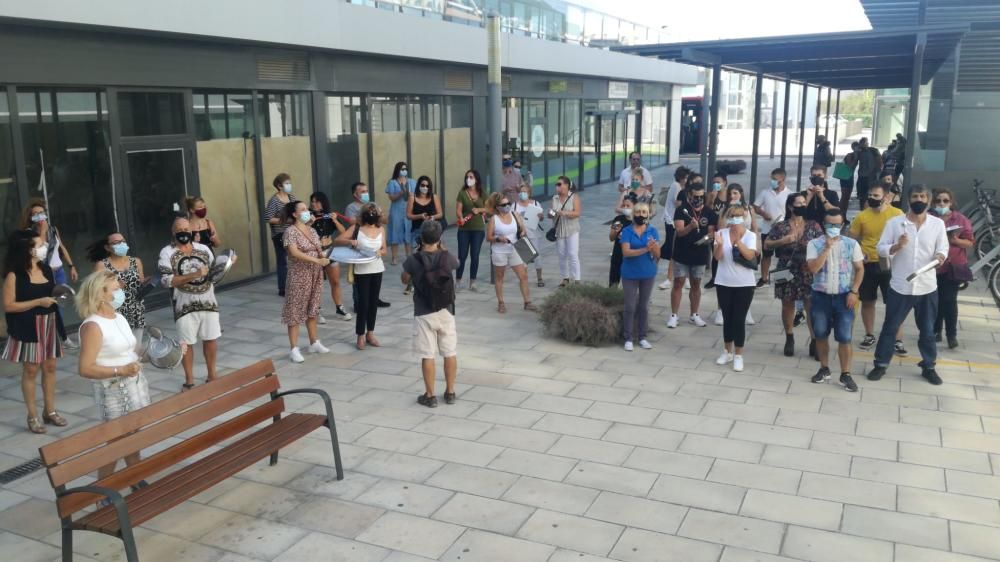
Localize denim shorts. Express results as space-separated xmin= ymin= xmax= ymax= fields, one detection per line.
xmin=810 ymin=290 xmax=855 ymax=344
xmin=673 ymin=262 xmax=705 ymax=280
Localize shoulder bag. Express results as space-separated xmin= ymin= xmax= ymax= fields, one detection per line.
xmin=731 ymin=232 xmax=760 ymax=271
xmin=546 ymin=193 xmax=573 ymax=242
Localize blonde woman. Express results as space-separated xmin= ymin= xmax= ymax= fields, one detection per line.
xmin=76 ymin=270 xmax=151 ymax=485
xmin=486 ymin=192 xmax=537 ymax=313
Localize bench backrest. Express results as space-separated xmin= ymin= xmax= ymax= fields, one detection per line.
xmin=39 ymin=359 xmax=283 ymax=518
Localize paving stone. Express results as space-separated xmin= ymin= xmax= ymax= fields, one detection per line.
xmin=460 ymin=386 xmax=531 ymax=406
xmin=719 ymin=547 xmax=801 ymax=562
xmin=502 ymin=476 xmax=600 ymax=515
xmin=478 ymin=425 xmax=560 ymax=453
xmin=899 ymin=442 xmax=995 ymax=474
xmin=584 ymin=491 xmax=687 ymax=534
xmin=532 ymin=412 xmax=613 ymax=439
xmin=857 ymin=418 xmax=942 ymax=446
xmin=943 ymin=428 xmax=1000 ymax=454
xmin=548 ymin=435 xmax=633 ymax=465
xmin=547 ymin=550 xmax=618 ymax=562
xmin=719 ymin=373 xmax=791 ymax=394
xmin=507 ymin=377 xmax=577 ymax=396
xmin=569 ymin=383 xmax=638 ymax=404
xmin=411 ymin=415 xmax=494 ymax=439
xmin=439 ymin=529 xmax=555 ymax=562
xmin=707 ymin=459 xmax=801 ymax=494
xmin=419 ymin=436 xmax=504 ymax=467
xmin=952 ymin=521 xmax=1000 ymax=559
xmin=701 ymin=401 xmax=779 ymax=424
xmin=623 ymin=447 xmax=715 ymax=479
xmin=850 ymin=457 xmax=946 ymax=490
xmin=746 ymin=390 xmax=822 ymax=412
xmin=614 ymin=374 xmax=683 ymax=394
xmin=0 ymin=498 xmax=64 ymax=540
xmin=273 ymin=532 xmax=388 ymax=562
xmin=468 ymin=403 xmax=545 ymax=428
xmin=520 ymin=394 xmax=593 ymax=415
xmin=424 ymin=464 xmax=519 ymax=499
xmin=432 ymin=493 xmax=535 ymax=535
xmin=820 ymin=398 xmax=899 ymax=422
xmin=584 ymin=401 xmax=660 ymax=425
xmin=760 ymin=444 xmax=851 ymax=476
xmin=900 ymin=407 xmax=985 ymax=432
xmin=897 ymin=485 xmax=1000 ymax=526
xmin=678 ymin=434 xmax=764 ymax=463
xmin=678 ymin=508 xmax=785 ymax=554
xmin=632 ymin=391 xmax=707 ymax=414
xmin=740 ymin=489 xmax=842 ymax=531
xmin=601 ymin=423 xmax=684 ymax=451
xmin=946 ymin=469 xmax=1000 ymax=500
xmin=799 ymin=472 xmax=897 ymax=510
xmin=355 ymin=426 xmax=439 ymax=454
xmin=356 ymin=511 xmax=465 ymax=559
xmin=862 ymin=388 xmax=938 ymax=409
xmin=841 ymin=505 xmax=950 ymax=549
xmin=355 ymin=479 xmax=453 ymax=517
xmin=653 ymin=411 xmax=733 ymax=436
xmin=810 ymin=430 xmax=898 ymax=461
xmin=609 ymin=527 xmax=722 ymax=562
xmin=141 ymin=502 xmax=239 ymax=541
xmin=287 ymin=465 xmax=379 ymax=500
xmin=775 ymin=409 xmax=856 ymax=434
xmin=564 ymin=461 xmax=658 ymax=496
xmin=515 ymin=509 xmax=623 ymax=557
xmin=209 ymin=481 xmax=309 ymax=520
xmin=647 ymin=474 xmax=746 ymax=514
xmin=782 ymin=526 xmax=893 ymax=562
xmin=488 ymin=449 xmax=578 ymax=481
xmin=200 ymin=515 xmax=308 ymax=560
xmin=939 ymin=397 xmax=1000 ymax=416
xmin=894 ymin=545 xmax=997 ymax=562
xmin=728 ymin=420 xmax=813 ymax=448
xmin=677 ymin=381 xmax=750 ymax=403
xmin=356 ymin=450 xmax=445 ymax=483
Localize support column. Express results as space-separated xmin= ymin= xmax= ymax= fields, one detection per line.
xmin=813 ymin=85 xmax=822 ymax=146
xmin=486 ymin=12 xmax=502 ymax=193
xmin=780 ymin=78 xmax=791 ymax=170
xmin=796 ymin=83 xmax=809 ymax=190
xmin=832 ymin=90 xmax=841 ymax=158
xmin=769 ymin=79 xmax=778 ymax=158
xmin=749 ymin=72 xmax=764 ymax=202
xmin=903 ymin=32 xmax=927 ymax=197
xmin=699 ymin=68 xmax=712 ymax=176
xmin=706 ymin=63 xmax=722 ymax=176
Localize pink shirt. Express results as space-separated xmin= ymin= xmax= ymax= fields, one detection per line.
xmin=938 ymin=210 xmax=973 ymax=268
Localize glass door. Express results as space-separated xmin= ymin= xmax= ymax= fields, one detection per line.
xmin=598 ymin=115 xmax=614 ymax=182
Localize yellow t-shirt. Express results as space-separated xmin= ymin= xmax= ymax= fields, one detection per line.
xmin=849 ymin=206 xmax=904 ymax=262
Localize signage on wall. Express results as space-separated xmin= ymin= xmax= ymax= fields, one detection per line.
xmin=608 ymin=81 xmax=629 ymax=99
xmin=549 ymin=80 xmax=568 ymax=93
xmin=531 ymin=125 xmax=545 ymax=158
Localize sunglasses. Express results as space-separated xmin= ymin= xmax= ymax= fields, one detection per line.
xmin=934 ymin=198 xmax=950 ymax=203
xmin=556 ymin=182 xmax=565 ymax=187
xmin=419 ymin=184 xmax=429 ymax=188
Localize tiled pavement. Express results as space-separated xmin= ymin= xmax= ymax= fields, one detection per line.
xmin=0 ymin=164 xmax=999 ymax=561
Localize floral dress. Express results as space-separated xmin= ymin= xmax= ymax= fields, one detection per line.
xmin=282 ymin=226 xmax=324 ymax=326
xmin=102 ymin=257 xmax=147 ymax=329
xmin=767 ymin=219 xmax=823 ymax=301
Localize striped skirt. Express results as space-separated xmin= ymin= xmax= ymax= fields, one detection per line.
xmin=2 ymin=313 xmax=63 ymax=364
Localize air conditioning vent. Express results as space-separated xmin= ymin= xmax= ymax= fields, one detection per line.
xmin=257 ymin=55 xmax=311 ymax=82
xmin=957 ymin=31 xmax=1000 ymax=92
xmin=502 ymin=75 xmax=512 ymax=92
xmin=445 ymin=70 xmax=474 ymax=90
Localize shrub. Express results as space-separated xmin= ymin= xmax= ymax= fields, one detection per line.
xmin=540 ymin=283 xmax=623 ymax=346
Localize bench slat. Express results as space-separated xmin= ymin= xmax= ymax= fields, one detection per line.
xmin=49 ymin=375 xmax=279 ymax=488
xmin=40 ymin=359 xmax=275 ymax=466
xmin=76 ymin=413 xmax=325 ymax=533
xmin=56 ymin=398 xmax=285 ymax=519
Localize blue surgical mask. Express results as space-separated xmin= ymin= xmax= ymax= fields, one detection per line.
xmin=825 ymin=226 xmax=842 ymax=237
xmin=712 ymin=182 xmax=722 ymax=192
xmin=360 ymin=193 xmax=370 ymax=204
xmin=770 ymin=179 xmax=780 ymax=190
xmin=727 ymin=216 xmax=745 ymax=226
xmin=31 ymin=212 xmax=47 ymax=223
xmin=934 ymin=207 xmax=950 ymax=216
xmin=112 ymin=242 xmax=129 ymax=257
xmin=519 ymin=192 xmax=529 ymax=201
xmin=400 ymin=169 xmax=408 ymax=178
xmin=298 ymin=211 xmax=312 ymax=223
xmin=282 ymin=183 xmax=293 ymax=194
xmin=111 ymin=288 xmax=126 ymax=310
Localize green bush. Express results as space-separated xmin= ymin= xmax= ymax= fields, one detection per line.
xmin=540 ymin=283 xmax=624 ymax=346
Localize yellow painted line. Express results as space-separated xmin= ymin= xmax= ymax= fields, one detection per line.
xmin=854 ymin=352 xmax=1000 ymax=371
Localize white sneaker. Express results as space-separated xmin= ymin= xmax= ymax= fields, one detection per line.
xmin=716 ymin=350 xmax=733 ymax=365
xmin=667 ymin=314 xmax=679 ymax=329
xmin=658 ymin=279 xmax=672 ymax=290
xmin=289 ymin=347 xmax=305 ymax=363
xmin=690 ymin=313 xmax=707 ymax=327
xmin=63 ymin=336 xmax=79 ymax=350
xmin=733 ymin=355 xmax=744 ymax=372
xmin=624 ymin=341 xmax=634 ymax=352
xmin=318 ymin=315 xmax=327 ymax=325
xmin=638 ymin=339 xmax=652 ymax=350
xmin=712 ymin=309 xmax=724 ymax=325
xmin=745 ymin=311 xmax=756 ymax=325
xmin=308 ymin=341 xmax=330 ymax=354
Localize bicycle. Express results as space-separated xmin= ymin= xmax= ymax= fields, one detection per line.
xmin=968 ymin=179 xmax=1000 ymax=264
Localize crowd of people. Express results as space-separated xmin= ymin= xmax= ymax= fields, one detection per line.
xmin=1 ymin=143 xmax=977 ymax=435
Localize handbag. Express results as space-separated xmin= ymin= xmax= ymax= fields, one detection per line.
xmin=732 ymin=246 xmax=760 ymax=271
xmin=944 ymin=262 xmax=973 ymax=282
xmin=511 ymin=214 xmax=538 ymax=263
xmin=832 ymin=162 xmax=853 ymax=180
xmin=546 ymin=193 xmax=574 ymax=242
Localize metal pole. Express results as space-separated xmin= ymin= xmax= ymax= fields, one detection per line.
xmin=699 ymin=68 xmax=711 ymax=176
xmin=706 ymin=63 xmax=722 ymax=177
xmin=769 ymin=78 xmax=778 ymax=158
xmin=832 ymin=90 xmax=841 ymax=158
xmin=903 ymin=33 xmax=926 ymax=198
xmin=796 ymin=83 xmax=809 ymax=190
xmin=487 ymin=13 xmax=502 ymax=193
xmin=749 ymin=72 xmax=764 ymax=203
xmin=824 ymin=87 xmax=832 ymax=139
xmin=780 ymin=78 xmax=791 ymax=170
xmin=814 ymin=85 xmax=822 ymax=146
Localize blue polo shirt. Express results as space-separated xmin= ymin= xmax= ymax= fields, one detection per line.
xmin=619 ymin=225 xmax=660 ymax=280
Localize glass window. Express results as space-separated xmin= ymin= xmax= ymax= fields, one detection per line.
xmin=545 ymin=99 xmax=561 ymax=189
xmin=445 ymin=96 xmax=473 ymax=129
xmin=326 ymin=95 xmax=366 ymax=210
xmin=370 ymin=95 xmax=404 ymax=133
xmin=565 ymin=6 xmax=584 ymax=43
xmin=561 ymin=100 xmax=581 ymax=184
xmin=117 ymin=92 xmax=186 ymax=136
xmin=0 ymin=93 xmax=21 ymax=258
xmin=408 ymin=95 xmax=442 ymax=131
xmin=261 ymin=92 xmax=311 ymax=137
xmin=584 ymin=10 xmax=602 ymax=43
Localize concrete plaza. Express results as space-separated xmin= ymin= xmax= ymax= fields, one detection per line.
xmin=0 ymin=166 xmax=999 ymax=561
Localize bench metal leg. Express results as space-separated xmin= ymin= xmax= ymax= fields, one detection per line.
xmin=121 ymin=524 xmax=140 ymax=562
xmin=61 ymin=526 xmax=73 ymax=562
xmin=269 ymin=451 xmax=279 ymax=466
xmin=326 ymin=419 xmax=344 ymax=481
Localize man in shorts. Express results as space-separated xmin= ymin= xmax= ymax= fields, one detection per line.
xmin=754 ymin=167 xmax=791 ymax=287
xmin=668 ymin=182 xmax=716 ymax=328
xmin=402 ymin=221 xmax=459 ymax=408
xmin=159 ymin=218 xmax=223 ymax=390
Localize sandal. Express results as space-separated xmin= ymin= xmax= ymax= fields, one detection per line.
xmin=524 ymin=302 xmax=537 ymax=312
xmin=181 ymin=383 xmax=195 ymax=392
xmin=356 ymin=337 xmax=366 ymax=351
xmin=366 ymin=334 xmax=381 ymax=347
xmin=27 ymin=416 xmax=46 ymax=434
xmin=537 ymin=280 xmax=545 ymax=288
xmin=443 ymin=391 xmax=456 ymax=405
xmin=559 ymin=279 xmax=569 ymax=288
xmin=498 ymin=301 xmax=507 ymax=314
xmin=43 ymin=411 xmax=68 ymax=427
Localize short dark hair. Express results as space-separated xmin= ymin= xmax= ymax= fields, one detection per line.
xmin=674 ymin=166 xmax=690 ymax=182
xmin=810 ymin=165 xmax=826 ymax=174
xmin=712 ymin=172 xmax=728 ymax=181
xmin=272 ymin=173 xmax=291 ymax=190
xmin=879 ymin=169 xmax=894 ymax=179
xmin=910 ymin=184 xmax=929 ymax=196
xmin=351 ymin=182 xmax=367 ymax=195
xmin=629 ymin=151 xmax=641 ymax=159
xmin=825 ymin=208 xmax=844 ymax=220
xmin=771 ymin=168 xmax=786 ymax=178
xmin=420 ymin=220 xmax=443 ymax=245
xmin=310 ymin=192 xmax=331 ymax=214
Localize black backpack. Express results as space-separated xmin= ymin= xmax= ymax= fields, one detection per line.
xmin=417 ymin=252 xmax=454 ymax=313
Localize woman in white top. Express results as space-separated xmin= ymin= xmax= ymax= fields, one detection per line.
xmin=551 ymin=176 xmax=582 ymax=287
xmin=516 ymin=183 xmax=546 ymax=287
xmin=335 ymin=203 xmax=387 ymax=350
xmin=487 ymin=192 xmax=537 ymax=314
xmin=712 ymin=205 xmax=759 ymax=372
xmin=75 ymin=270 xmax=151 ymax=484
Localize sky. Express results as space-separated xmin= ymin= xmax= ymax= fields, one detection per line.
xmin=571 ymin=0 xmax=872 ymax=42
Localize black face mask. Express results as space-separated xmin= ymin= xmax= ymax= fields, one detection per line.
xmin=691 ymin=196 xmax=705 ymax=207
xmin=792 ymin=207 xmax=808 ymax=217
xmin=868 ymin=197 xmax=883 ymax=209
xmin=910 ymin=201 xmax=928 ymax=214
xmin=809 ymin=176 xmax=825 ymax=187
xmin=362 ymin=212 xmax=380 ymax=225
xmin=175 ymin=232 xmax=193 ymax=245
xmin=882 ymin=180 xmax=893 ymax=187
xmin=632 ymin=215 xmax=647 ymax=226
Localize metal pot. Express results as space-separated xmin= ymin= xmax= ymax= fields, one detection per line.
xmin=209 ymin=249 xmax=237 ymax=285
xmin=142 ymin=326 xmax=184 ymax=370
xmin=51 ymin=283 xmax=76 ymax=302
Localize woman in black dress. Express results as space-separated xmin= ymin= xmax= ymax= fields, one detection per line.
xmin=309 ymin=192 xmax=352 ymax=322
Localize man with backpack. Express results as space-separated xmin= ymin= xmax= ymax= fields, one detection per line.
xmin=401 ymin=220 xmax=460 ymax=408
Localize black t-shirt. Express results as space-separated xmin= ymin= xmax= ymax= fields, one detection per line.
xmin=672 ymin=203 xmax=717 ymax=266
xmin=310 ymin=210 xmax=344 ymax=240
xmin=610 ymin=214 xmax=633 ymax=262
xmin=804 ymin=188 xmax=840 ymax=223
xmin=402 ymin=250 xmax=460 ymax=316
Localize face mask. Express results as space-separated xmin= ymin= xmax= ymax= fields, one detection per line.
xmin=31 ymin=213 xmax=47 ymax=223
xmin=712 ymin=182 xmax=722 ymax=192
xmin=175 ymin=231 xmax=193 ymax=245
xmin=622 ymin=208 xmax=633 ymax=217
xmin=910 ymin=201 xmax=928 ymax=214
xmin=868 ymin=198 xmax=883 ymax=209
xmin=400 ymin=170 xmax=408 ymax=178
xmin=825 ymin=226 xmax=842 ymax=237
xmin=359 ymin=193 xmax=370 ymax=204
xmin=362 ymin=212 xmax=379 ymax=225
xmin=519 ymin=192 xmax=529 ymax=201
xmin=194 ymin=208 xmax=207 ymax=219
xmin=33 ymin=245 xmax=48 ymax=261
xmin=110 ymin=289 xmax=126 ymax=310
xmin=298 ymin=211 xmax=312 ymax=223
xmin=111 ymin=242 xmax=129 ymax=257
xmin=630 ymin=180 xmax=640 ymax=189
xmin=792 ymin=207 xmax=807 ymax=217
xmin=809 ymin=176 xmax=825 ymax=187
xmin=282 ymin=183 xmax=293 ymax=194
xmin=466 ymin=178 xmax=476 ymax=188
xmin=691 ymin=196 xmax=705 ymax=207
xmin=934 ymin=206 xmax=950 ymax=216
xmin=498 ymin=205 xmax=511 ymax=214
xmin=419 ymin=186 xmax=429 ymax=195
xmin=770 ymin=179 xmax=780 ymax=190
xmin=882 ymin=181 xmax=893 ymax=188
xmin=727 ymin=216 xmax=745 ymax=226
xmin=633 ymin=215 xmax=647 ymax=226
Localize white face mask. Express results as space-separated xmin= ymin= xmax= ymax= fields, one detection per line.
xmin=466 ymin=178 xmax=476 ymax=188
xmin=33 ymin=245 xmax=48 ymax=262
xmin=282 ymin=183 xmax=293 ymax=194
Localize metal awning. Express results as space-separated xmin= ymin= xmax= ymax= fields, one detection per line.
xmin=613 ymin=26 xmax=967 ymax=89
xmin=861 ymin=0 xmax=1000 ymax=29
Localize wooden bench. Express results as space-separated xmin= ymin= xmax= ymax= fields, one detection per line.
xmin=38 ymin=359 xmax=343 ymax=562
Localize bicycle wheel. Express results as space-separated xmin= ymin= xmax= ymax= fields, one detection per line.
xmin=976 ymin=229 xmax=997 ymax=262
xmin=990 ymin=261 xmax=1000 ymax=308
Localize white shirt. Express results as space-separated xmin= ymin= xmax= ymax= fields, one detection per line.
xmin=877 ymin=214 xmax=949 ymax=296
xmin=806 ymin=236 xmax=864 ymax=295
xmin=354 ymin=230 xmax=386 ymax=275
xmin=664 ymin=181 xmax=684 ymax=224
xmin=715 ymin=228 xmax=758 ymax=287
xmin=491 ymin=214 xmax=518 ymax=255
xmin=82 ymin=313 xmax=139 ymax=367
xmin=619 ymin=166 xmax=653 ymax=190
xmin=754 ymin=187 xmax=790 ymax=234
xmin=516 ymin=200 xmax=544 ymax=238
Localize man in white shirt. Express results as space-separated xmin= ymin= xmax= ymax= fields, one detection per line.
xmin=866 ymin=185 xmax=949 ymax=385
xmin=658 ymin=166 xmax=690 ymax=290
xmin=753 ymin=167 xmax=790 ymax=287
xmin=618 ymin=152 xmax=653 ymax=194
